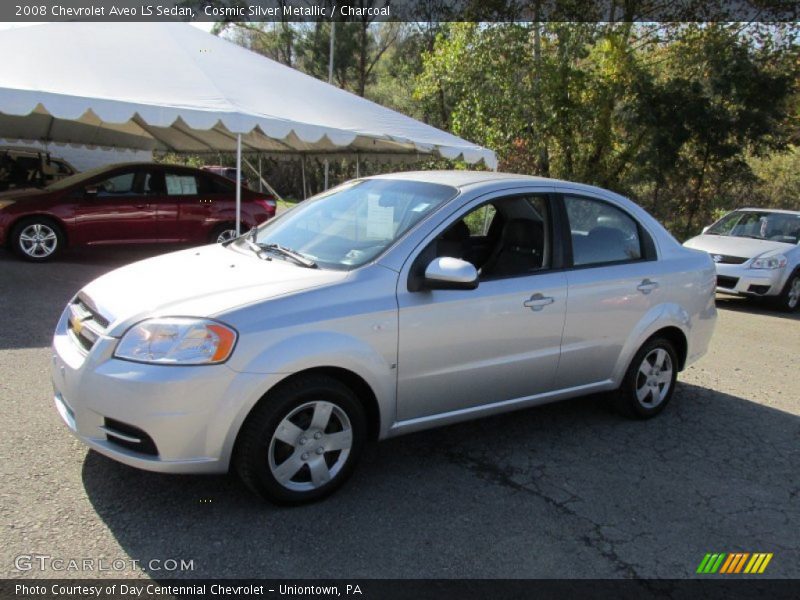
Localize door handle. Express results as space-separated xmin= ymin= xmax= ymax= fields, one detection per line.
xmin=135 ymin=204 xmax=147 ymax=209
xmin=524 ymin=293 xmax=555 ymax=311
xmin=637 ymin=278 xmax=659 ymax=294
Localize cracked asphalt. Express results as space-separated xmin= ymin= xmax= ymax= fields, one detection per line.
xmin=1 ymin=246 xmax=798 ymax=580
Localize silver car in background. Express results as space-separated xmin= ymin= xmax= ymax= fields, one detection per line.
xmin=684 ymin=208 xmax=800 ymax=311
xmin=52 ymin=171 xmax=717 ymax=504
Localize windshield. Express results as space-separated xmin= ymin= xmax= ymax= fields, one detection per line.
xmin=706 ymin=210 xmax=800 ymax=244
xmin=240 ymin=178 xmax=457 ymax=270
xmin=43 ymin=164 xmax=120 ymax=191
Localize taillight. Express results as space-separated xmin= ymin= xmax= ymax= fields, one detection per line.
xmin=255 ymin=198 xmax=276 ymax=213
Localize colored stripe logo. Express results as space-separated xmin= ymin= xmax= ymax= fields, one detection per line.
xmin=696 ymin=553 xmax=773 ymax=574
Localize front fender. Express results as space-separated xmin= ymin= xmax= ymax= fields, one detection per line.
xmin=229 ymin=329 xmax=396 ymax=435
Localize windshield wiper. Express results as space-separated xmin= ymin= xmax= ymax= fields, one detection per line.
xmin=260 ymin=243 xmax=317 ymax=268
xmin=243 ymin=238 xmax=272 ymax=261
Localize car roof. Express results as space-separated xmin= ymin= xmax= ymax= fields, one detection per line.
xmin=366 ymin=170 xmax=551 ymax=188
xmin=736 ymin=207 xmax=800 ymax=216
xmin=98 ymin=162 xmax=193 ymax=170
xmin=84 ymin=162 xmax=227 ymax=177
xmin=364 ymin=170 xmax=624 ymax=198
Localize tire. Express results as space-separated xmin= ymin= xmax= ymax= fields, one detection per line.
xmin=10 ymin=217 xmax=65 ymax=262
xmin=234 ymin=374 xmax=366 ymax=505
xmin=613 ymin=337 xmax=678 ymax=419
xmin=210 ymin=223 xmax=244 ymax=244
xmin=773 ymin=270 xmax=800 ymax=313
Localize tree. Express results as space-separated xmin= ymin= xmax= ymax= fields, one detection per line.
xmin=415 ymin=22 xmax=799 ymax=236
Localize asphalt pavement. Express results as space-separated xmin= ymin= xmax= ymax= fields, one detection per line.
xmin=1 ymin=246 xmax=798 ymax=579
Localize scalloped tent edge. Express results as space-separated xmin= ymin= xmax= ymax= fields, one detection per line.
xmin=0 ymin=22 xmax=497 ymax=170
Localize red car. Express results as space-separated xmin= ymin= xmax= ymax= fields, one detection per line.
xmin=0 ymin=163 xmax=276 ymax=261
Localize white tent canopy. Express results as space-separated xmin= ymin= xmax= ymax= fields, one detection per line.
xmin=0 ymin=22 xmax=496 ymax=168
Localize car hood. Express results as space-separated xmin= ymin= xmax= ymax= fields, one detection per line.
xmin=0 ymin=188 xmax=47 ymax=203
xmin=81 ymin=244 xmax=349 ymax=336
xmin=683 ymin=234 xmax=794 ymax=259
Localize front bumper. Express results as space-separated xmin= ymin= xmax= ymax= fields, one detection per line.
xmin=714 ymin=263 xmax=785 ymax=298
xmin=51 ymin=307 xmax=279 ymax=474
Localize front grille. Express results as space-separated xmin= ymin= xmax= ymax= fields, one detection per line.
xmin=716 ymin=275 xmax=739 ymax=290
xmin=712 ymin=254 xmax=748 ymax=265
xmin=67 ymin=296 xmax=109 ymax=352
xmin=102 ymin=418 xmax=159 ymax=456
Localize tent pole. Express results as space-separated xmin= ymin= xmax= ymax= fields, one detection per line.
xmin=258 ymin=154 xmax=263 ymax=193
xmin=356 ymin=154 xmax=360 ymax=178
xmin=324 ymin=21 xmax=334 ymax=192
xmin=235 ymin=133 xmax=242 ymax=235
xmin=242 ymin=156 xmax=282 ymax=200
xmin=301 ymin=156 xmax=307 ymax=200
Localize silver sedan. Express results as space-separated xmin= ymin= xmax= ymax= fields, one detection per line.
xmin=52 ymin=171 xmax=717 ymax=504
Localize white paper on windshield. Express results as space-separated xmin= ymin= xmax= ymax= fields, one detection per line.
xmin=166 ymin=175 xmax=198 ymax=195
xmin=366 ymin=196 xmax=395 ymax=240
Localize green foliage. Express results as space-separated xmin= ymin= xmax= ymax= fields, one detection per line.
xmin=189 ymin=19 xmax=799 ymax=234
xmin=415 ymin=22 xmax=800 ymax=237
xmin=748 ymin=147 xmax=800 ymax=211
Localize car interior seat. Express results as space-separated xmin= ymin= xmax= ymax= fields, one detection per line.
xmin=481 ymin=218 xmax=544 ymax=277
xmin=582 ymin=226 xmax=632 ymax=263
xmin=436 ymin=220 xmax=470 ymax=259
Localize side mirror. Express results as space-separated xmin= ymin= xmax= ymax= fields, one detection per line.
xmin=424 ymin=257 xmax=479 ymax=290
xmin=701 ymin=226 xmax=710 ymax=234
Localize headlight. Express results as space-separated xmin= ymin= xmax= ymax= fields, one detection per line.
xmin=750 ymin=255 xmax=787 ymax=270
xmin=0 ymin=199 xmax=16 ymax=210
xmin=115 ymin=318 xmax=237 ymax=365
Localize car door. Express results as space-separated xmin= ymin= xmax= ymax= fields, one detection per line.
xmin=555 ymin=193 xmax=660 ymax=389
xmin=156 ymin=169 xmax=204 ymax=243
xmin=161 ymin=170 xmax=232 ymax=243
xmin=72 ymin=167 xmax=157 ymax=244
xmin=395 ymin=191 xmax=567 ymax=422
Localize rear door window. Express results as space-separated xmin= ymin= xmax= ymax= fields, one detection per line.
xmin=165 ymin=172 xmax=199 ymax=196
xmin=564 ymin=195 xmax=643 ymax=266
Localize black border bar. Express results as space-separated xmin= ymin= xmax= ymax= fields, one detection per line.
xmin=3 ymin=579 xmax=800 ymax=600
xmin=4 ymin=0 xmax=800 ymax=23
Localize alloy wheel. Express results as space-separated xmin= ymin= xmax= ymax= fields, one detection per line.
xmin=216 ymin=228 xmax=238 ymax=243
xmin=18 ymin=223 xmax=58 ymax=258
xmin=787 ymin=276 xmax=800 ymax=309
xmin=635 ymin=348 xmax=673 ymax=408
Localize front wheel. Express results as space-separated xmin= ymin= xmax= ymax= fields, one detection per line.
xmin=234 ymin=374 xmax=366 ymax=505
xmin=11 ymin=217 xmax=65 ymax=261
xmin=613 ymin=337 xmax=678 ymax=419
xmin=774 ymin=271 xmax=800 ymax=312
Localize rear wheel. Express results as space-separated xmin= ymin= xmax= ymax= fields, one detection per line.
xmin=234 ymin=374 xmax=366 ymax=505
xmin=210 ymin=223 xmax=245 ymax=244
xmin=614 ymin=337 xmax=678 ymax=419
xmin=774 ymin=271 xmax=800 ymax=312
xmin=11 ymin=217 xmax=64 ymax=262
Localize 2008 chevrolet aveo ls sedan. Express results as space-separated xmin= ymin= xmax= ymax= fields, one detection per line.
xmin=52 ymin=171 xmax=717 ymax=504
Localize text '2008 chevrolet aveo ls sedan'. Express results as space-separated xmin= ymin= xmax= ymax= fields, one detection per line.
xmin=52 ymin=171 xmax=717 ymax=504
